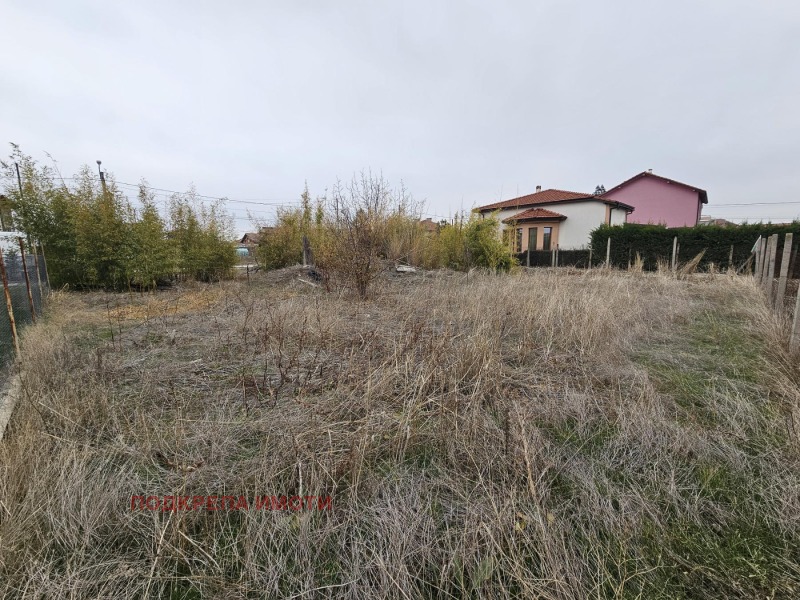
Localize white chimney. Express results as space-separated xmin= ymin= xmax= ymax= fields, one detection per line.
xmin=535 ymin=185 xmax=542 ymax=193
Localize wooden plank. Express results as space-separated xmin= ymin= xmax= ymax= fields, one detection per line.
xmin=760 ymin=235 xmax=771 ymax=287
xmin=776 ymin=233 xmax=793 ymax=311
xmin=754 ymin=236 xmax=763 ymax=279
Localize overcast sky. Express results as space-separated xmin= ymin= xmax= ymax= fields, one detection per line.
xmin=2 ymin=0 xmax=799 ymax=232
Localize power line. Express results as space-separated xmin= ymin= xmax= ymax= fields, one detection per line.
xmin=2 ymin=174 xmax=302 ymax=207
xmin=710 ymin=201 xmax=800 ymax=207
xmin=2 ymin=173 xmax=453 ymax=224
xmin=110 ymin=180 xmax=302 ymax=207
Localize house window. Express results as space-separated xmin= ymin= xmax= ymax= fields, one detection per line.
xmin=515 ymin=228 xmax=523 ymax=253
xmin=542 ymin=227 xmax=552 ymax=251
xmin=528 ymin=227 xmax=538 ymax=251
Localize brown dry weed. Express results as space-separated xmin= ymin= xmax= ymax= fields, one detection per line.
xmin=1 ymin=267 xmax=799 ymax=599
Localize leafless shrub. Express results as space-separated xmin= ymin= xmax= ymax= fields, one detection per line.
xmin=317 ymin=173 xmax=414 ymax=299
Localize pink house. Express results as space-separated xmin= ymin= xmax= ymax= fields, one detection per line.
xmin=601 ymin=171 xmax=708 ymax=228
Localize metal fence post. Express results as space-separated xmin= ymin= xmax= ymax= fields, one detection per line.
xmin=32 ymin=246 xmax=44 ymax=306
xmin=17 ymin=237 xmax=36 ymax=323
xmin=37 ymin=242 xmax=50 ymax=293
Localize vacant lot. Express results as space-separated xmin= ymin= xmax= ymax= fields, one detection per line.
xmin=1 ymin=267 xmax=799 ymax=599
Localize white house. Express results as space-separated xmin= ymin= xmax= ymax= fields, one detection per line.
xmin=475 ymin=188 xmax=633 ymax=252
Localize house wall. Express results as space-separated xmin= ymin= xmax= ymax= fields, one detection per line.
xmin=609 ymin=206 xmax=627 ymax=226
xmin=604 ymin=177 xmax=700 ymax=227
xmin=489 ymin=199 xmax=628 ymax=250
xmin=553 ymin=202 xmax=608 ymax=249
xmin=515 ymin=222 xmax=560 ymax=251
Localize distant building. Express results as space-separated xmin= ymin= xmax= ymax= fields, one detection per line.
xmin=698 ymin=215 xmax=735 ymax=227
xmin=419 ymin=218 xmax=439 ymax=234
xmin=601 ymin=171 xmax=708 ymax=228
xmin=475 ymin=188 xmax=632 ymax=251
xmin=238 ymin=227 xmax=273 ymax=260
xmin=475 ymin=170 xmax=710 ymax=250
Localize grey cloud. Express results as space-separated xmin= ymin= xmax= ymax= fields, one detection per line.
xmin=2 ymin=0 xmax=799 ymax=229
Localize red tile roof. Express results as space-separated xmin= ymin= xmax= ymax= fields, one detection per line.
xmin=477 ymin=189 xmax=590 ymax=211
xmin=419 ymin=218 xmax=438 ymax=233
xmin=502 ymin=208 xmax=566 ymax=223
xmin=602 ymin=171 xmax=708 ymax=204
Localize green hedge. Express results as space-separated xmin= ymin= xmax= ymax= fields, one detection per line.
xmin=590 ymin=223 xmax=800 ymax=273
xmin=515 ymin=250 xmax=591 ymax=268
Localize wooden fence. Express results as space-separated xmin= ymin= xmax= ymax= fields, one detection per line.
xmin=751 ymin=234 xmax=800 ymax=350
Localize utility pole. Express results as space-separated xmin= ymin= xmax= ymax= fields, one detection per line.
xmin=97 ymin=160 xmax=107 ymax=195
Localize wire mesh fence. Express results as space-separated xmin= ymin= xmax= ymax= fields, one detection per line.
xmin=0 ymin=241 xmax=49 ymax=366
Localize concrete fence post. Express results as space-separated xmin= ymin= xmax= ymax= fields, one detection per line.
xmin=671 ymin=236 xmax=678 ymax=271
xmin=606 ymin=237 xmax=611 ymax=269
xmin=766 ymin=234 xmax=779 ymax=301
xmin=776 ymin=233 xmax=793 ymax=311
xmin=791 ymin=287 xmax=800 ymax=352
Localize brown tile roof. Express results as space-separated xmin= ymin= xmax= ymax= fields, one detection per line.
xmin=419 ymin=218 xmax=438 ymax=233
xmin=477 ymin=189 xmax=591 ymax=211
xmin=502 ymin=208 xmax=566 ymax=223
xmin=240 ymin=232 xmax=261 ymax=244
xmin=602 ymin=171 xmax=708 ymax=204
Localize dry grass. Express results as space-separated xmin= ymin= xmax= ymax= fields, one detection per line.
xmin=1 ymin=267 xmax=799 ymax=599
